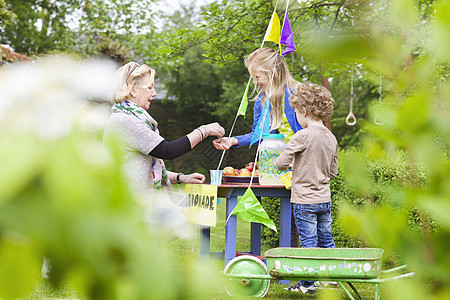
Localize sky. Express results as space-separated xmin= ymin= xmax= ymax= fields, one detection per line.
xmin=158 ymin=0 xmax=212 ymax=11
xmin=152 ymin=0 xmax=214 ymax=29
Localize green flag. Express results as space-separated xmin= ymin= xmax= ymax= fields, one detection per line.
xmin=237 ymin=77 xmax=252 ymax=117
xmin=231 ymin=187 xmax=277 ymax=232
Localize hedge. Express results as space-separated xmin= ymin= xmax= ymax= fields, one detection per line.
xmin=260 ymin=150 xmax=431 ymax=250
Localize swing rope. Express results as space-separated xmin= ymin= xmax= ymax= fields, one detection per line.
xmin=374 ymin=71 xmax=384 ymax=125
xmin=345 ymin=66 xmax=357 ymax=126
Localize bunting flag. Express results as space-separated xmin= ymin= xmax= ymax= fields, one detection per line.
xmin=237 ymin=77 xmax=251 ymax=117
xmin=249 ymin=99 xmax=270 ymax=148
xmin=264 ymin=11 xmax=281 ymax=45
xmin=231 ymin=187 xmax=277 ymax=232
xmin=280 ymin=14 xmax=296 ymax=56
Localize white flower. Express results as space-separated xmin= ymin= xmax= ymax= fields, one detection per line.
xmin=0 ymin=55 xmax=117 ymax=139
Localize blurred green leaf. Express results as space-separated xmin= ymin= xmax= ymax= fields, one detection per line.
xmin=338 ymin=203 xmax=363 ymax=237
xmin=341 ymin=151 xmax=373 ymax=194
xmin=431 ymin=0 xmax=450 ymax=58
xmin=0 ymin=136 xmax=48 ymax=204
xmin=397 ymin=94 xmax=429 ymax=134
xmin=389 ymin=0 xmax=419 ymax=31
xmin=0 ymin=234 xmax=41 ymax=298
xmin=308 ymin=34 xmax=373 ymax=63
xmin=361 ymin=205 xmax=407 ymax=249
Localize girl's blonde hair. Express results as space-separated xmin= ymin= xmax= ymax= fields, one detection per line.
xmin=245 ymin=47 xmax=299 ymax=130
xmin=289 ymin=82 xmax=334 ymax=120
xmin=112 ymin=62 xmax=155 ymax=103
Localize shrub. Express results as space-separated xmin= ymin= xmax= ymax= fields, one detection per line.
xmin=261 ymin=150 xmax=431 ymax=252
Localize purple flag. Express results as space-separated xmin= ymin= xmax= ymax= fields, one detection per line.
xmin=280 ymin=14 xmax=296 ymax=56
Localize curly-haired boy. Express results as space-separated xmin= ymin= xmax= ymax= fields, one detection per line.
xmin=276 ymin=82 xmax=339 ymax=294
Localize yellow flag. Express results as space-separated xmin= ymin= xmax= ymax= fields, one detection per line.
xmin=264 ymin=11 xmax=281 ymax=45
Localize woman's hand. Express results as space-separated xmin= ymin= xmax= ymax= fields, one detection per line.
xmin=201 ymin=122 xmax=225 ymax=138
xmin=212 ymin=137 xmax=238 ymax=150
xmin=181 ymin=173 xmax=206 ymax=184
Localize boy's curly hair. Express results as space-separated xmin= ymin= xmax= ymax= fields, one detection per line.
xmin=289 ymin=82 xmax=334 ymax=120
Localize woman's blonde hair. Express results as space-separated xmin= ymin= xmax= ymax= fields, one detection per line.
xmin=245 ymin=47 xmax=299 ymax=130
xmin=289 ymin=82 xmax=334 ymax=120
xmin=112 ymin=62 xmax=155 ymax=103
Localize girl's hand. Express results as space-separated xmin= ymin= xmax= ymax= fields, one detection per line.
xmin=182 ymin=173 xmax=206 ymax=184
xmin=212 ymin=137 xmax=237 ymax=150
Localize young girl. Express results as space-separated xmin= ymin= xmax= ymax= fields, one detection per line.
xmin=276 ymin=82 xmax=338 ymax=294
xmin=212 ymin=47 xmax=303 ymax=150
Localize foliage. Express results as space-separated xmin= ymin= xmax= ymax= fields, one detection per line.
xmin=162 ymin=46 xmax=223 ymax=121
xmin=95 ymin=36 xmax=132 ymax=65
xmin=1 ymin=1 xmax=449 ymax=298
xmin=330 ymin=0 xmax=450 ymax=298
xmin=150 ymin=100 xmax=257 ymax=177
xmin=0 ymin=0 xmax=15 ymax=27
xmin=163 ymin=0 xmax=450 ymax=297
xmin=261 ymin=0 xmax=450 ymax=296
xmin=152 ymin=0 xmax=406 ymax=151
xmin=1 ymin=0 xmax=157 ymax=59
xmin=261 ymin=150 xmax=429 ymax=252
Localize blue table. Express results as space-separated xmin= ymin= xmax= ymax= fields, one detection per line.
xmin=200 ymin=184 xmax=292 ymax=268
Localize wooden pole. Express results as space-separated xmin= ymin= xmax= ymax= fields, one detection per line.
xmin=322 ymin=75 xmax=332 ymax=132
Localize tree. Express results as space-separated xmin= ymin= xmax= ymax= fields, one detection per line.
xmin=1 ymin=0 xmax=157 ymax=57
xmin=0 ymin=0 xmax=15 ymax=28
xmin=147 ymin=2 xmax=257 ymax=174
xmin=156 ymin=0 xmax=441 ymax=150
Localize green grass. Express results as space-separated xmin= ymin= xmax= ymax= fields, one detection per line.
xmin=173 ymin=198 xmax=385 ymax=299
xmin=26 ymin=195 xmax=384 ymax=299
xmin=26 ymin=280 xmax=86 ymax=300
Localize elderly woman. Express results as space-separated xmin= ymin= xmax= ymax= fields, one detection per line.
xmin=104 ymin=62 xmax=225 ymax=192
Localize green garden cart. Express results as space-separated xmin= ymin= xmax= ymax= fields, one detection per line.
xmin=224 ymin=247 xmax=414 ymax=299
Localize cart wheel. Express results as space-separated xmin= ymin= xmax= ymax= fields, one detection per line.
xmin=224 ymin=255 xmax=270 ymax=298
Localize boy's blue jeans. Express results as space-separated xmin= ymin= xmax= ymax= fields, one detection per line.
xmin=293 ymin=202 xmax=335 ymax=287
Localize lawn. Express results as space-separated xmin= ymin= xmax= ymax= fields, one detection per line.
xmin=172 ymin=196 xmax=384 ymax=299
xmin=26 ymin=194 xmax=384 ymax=299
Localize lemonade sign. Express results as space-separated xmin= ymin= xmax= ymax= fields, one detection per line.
xmin=184 ymin=184 xmax=217 ymax=226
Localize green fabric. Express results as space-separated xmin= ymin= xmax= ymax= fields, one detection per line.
xmin=238 ymin=77 xmax=252 ymax=117
xmin=232 ymin=187 xmax=277 ymax=232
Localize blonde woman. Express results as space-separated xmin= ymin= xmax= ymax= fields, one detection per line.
xmin=104 ymin=62 xmax=225 ymax=192
xmin=213 ymin=47 xmax=302 ymax=150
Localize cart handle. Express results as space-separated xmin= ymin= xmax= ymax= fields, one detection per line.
xmin=224 ymin=273 xmax=272 ymax=280
xmin=223 ymin=272 xmax=414 ymax=283
xmin=381 ymin=264 xmax=408 ymax=274
xmin=373 ymin=272 xmax=415 ymax=283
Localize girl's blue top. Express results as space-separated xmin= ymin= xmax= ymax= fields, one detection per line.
xmin=234 ymin=86 xmax=303 ymax=147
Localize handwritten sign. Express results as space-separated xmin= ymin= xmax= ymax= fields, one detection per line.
xmin=183 ymin=184 xmax=217 ymax=226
